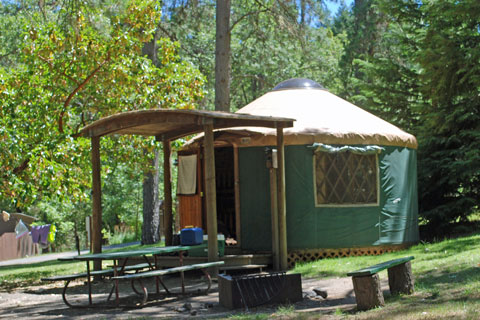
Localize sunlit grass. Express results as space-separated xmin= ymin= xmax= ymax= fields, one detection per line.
xmin=0 ymin=260 xmax=85 ymax=290
xmin=290 ymin=233 xmax=480 ymax=319
xmin=0 ymin=242 xmax=159 ymax=291
xmin=292 ymin=233 xmax=480 ymax=279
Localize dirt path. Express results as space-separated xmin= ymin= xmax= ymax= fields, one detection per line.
xmin=0 ymin=275 xmax=359 ymax=319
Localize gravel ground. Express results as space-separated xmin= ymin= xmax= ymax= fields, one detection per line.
xmin=0 ymin=274 xmax=360 ymax=319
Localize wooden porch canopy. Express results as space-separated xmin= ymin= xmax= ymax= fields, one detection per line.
xmin=81 ymin=109 xmax=294 ymax=271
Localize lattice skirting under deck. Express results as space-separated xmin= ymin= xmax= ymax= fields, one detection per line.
xmin=287 ymin=244 xmax=410 ymax=269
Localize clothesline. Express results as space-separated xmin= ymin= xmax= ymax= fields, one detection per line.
xmin=14 ymin=219 xmax=56 ymax=247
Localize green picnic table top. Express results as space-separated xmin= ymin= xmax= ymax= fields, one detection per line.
xmin=68 ymin=244 xmax=207 ymax=261
xmin=347 ymin=256 xmax=414 ymax=277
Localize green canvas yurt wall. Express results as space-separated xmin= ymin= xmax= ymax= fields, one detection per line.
xmin=238 ymin=145 xmax=419 ymax=251
xmin=183 ymin=78 xmax=419 ymax=256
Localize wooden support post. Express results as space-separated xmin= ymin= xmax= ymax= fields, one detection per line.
xmin=276 ymin=127 xmax=288 ymax=271
xmin=163 ymin=140 xmax=173 ymax=246
xmin=204 ymin=123 xmax=219 ymax=275
xmin=91 ymin=136 xmax=102 ymax=273
xmin=388 ymin=261 xmax=414 ymax=295
xmin=352 ymin=274 xmax=385 ymax=311
xmin=269 ymin=167 xmax=280 ymax=271
xmin=233 ymin=145 xmax=241 ymax=246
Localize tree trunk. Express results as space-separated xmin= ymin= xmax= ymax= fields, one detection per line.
xmin=142 ymin=148 xmax=161 ymax=244
xmin=141 ymin=29 xmax=162 ymax=245
xmin=215 ymin=0 xmax=231 ymax=112
xmin=142 ymin=28 xmax=159 ymax=63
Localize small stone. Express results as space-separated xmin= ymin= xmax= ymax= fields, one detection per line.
xmin=183 ymin=302 xmax=192 ymax=310
xmin=303 ymin=290 xmax=317 ymax=298
xmin=190 ymin=310 xmax=198 ymax=316
xmin=313 ymin=288 xmax=328 ymax=299
xmin=174 ymin=307 xmax=187 ymax=312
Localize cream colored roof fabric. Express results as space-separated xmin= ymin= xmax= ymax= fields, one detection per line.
xmin=224 ymin=88 xmax=417 ymax=149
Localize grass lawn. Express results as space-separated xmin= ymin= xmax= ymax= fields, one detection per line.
xmin=291 ymin=233 xmax=480 ymax=319
xmin=1 ymin=234 xmax=480 ymax=319
xmin=230 ymin=233 xmax=480 ymax=319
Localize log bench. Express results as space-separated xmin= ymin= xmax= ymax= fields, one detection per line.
xmin=347 ymin=256 xmax=414 ymax=311
xmin=111 ymin=261 xmax=225 ymax=306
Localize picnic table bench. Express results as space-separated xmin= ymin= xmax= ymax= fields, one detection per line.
xmin=41 ymin=245 xmax=221 ymax=308
xmin=41 ymin=263 xmax=151 ymax=307
xmin=112 ymin=261 xmax=225 ymax=306
xmin=347 ymin=256 xmax=414 ymax=310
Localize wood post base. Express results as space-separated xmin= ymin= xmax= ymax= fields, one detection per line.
xmin=388 ymin=261 xmax=414 ymax=295
xmin=352 ymin=274 xmax=385 ymax=311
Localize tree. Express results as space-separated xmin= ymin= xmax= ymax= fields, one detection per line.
xmin=0 ymin=0 xmax=205 ymax=246
xmin=414 ymin=0 xmax=480 ymax=230
xmin=141 ymin=29 xmax=162 ymax=244
xmin=215 ymin=0 xmax=231 ymax=111
xmin=351 ymin=0 xmax=480 ymax=233
xmin=335 ymin=0 xmax=385 ymax=100
xmin=159 ymin=0 xmax=343 ymax=110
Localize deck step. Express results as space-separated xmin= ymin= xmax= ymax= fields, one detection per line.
xmin=220 ymin=264 xmax=268 ymax=274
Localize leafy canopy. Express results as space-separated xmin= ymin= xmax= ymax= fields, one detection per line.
xmin=0 ymin=0 xmax=205 ymax=208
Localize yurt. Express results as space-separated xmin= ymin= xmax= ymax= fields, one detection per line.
xmin=178 ymin=78 xmax=419 ymax=267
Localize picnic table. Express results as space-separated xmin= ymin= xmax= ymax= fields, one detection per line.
xmin=42 ymin=244 xmax=223 ymax=308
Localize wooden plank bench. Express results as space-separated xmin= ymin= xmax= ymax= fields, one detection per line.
xmin=112 ymin=261 xmax=225 ymax=306
xmin=41 ymin=263 xmax=151 ymax=307
xmin=347 ymin=256 xmax=414 ymax=311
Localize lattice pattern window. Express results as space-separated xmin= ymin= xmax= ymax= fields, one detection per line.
xmin=314 ymin=152 xmax=378 ymax=205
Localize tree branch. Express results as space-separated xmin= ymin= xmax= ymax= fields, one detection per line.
xmin=59 ymin=53 xmax=111 ymax=133
xmin=229 ymin=8 xmax=270 ymax=33
xmin=38 ymin=54 xmax=79 ymax=85
xmin=0 ymin=49 xmax=18 ymax=62
xmin=157 ymin=23 xmax=178 ymax=42
xmin=12 ymin=159 xmax=30 ymax=175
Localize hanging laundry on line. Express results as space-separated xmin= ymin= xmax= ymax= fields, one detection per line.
xmin=48 ymin=224 xmax=57 ymax=243
xmin=31 ymin=224 xmax=52 ymax=245
xmin=15 ymin=219 xmax=29 ymax=239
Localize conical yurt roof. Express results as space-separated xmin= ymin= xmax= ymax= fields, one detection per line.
xmin=214 ymin=78 xmax=417 ymax=149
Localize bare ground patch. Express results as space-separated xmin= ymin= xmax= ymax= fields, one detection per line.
xmin=0 ymin=274 xmax=359 ymax=319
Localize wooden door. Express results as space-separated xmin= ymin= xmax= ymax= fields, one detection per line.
xmin=178 ymin=150 xmax=203 ymax=229
xmin=179 ymin=194 xmax=203 ymax=229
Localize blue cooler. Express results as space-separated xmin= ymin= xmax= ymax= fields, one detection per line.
xmin=180 ymin=227 xmax=203 ymax=245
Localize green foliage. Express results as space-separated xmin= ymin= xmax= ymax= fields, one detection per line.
xmin=108 ymin=230 xmax=139 ymax=245
xmin=0 ymin=0 xmax=205 ymax=249
xmin=160 ymin=0 xmax=344 ymax=109
xmin=229 ymin=0 xmax=343 ymax=108
xmin=0 ymin=2 xmax=24 ymax=67
xmin=343 ymin=0 xmax=480 ymax=231
xmin=415 ymin=0 xmax=480 ymax=229
xmin=102 ymin=162 xmax=143 ymax=235
xmin=31 ymin=198 xmax=90 ymax=251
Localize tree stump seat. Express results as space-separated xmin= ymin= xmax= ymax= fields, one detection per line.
xmin=347 ymin=256 xmax=414 ymax=311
